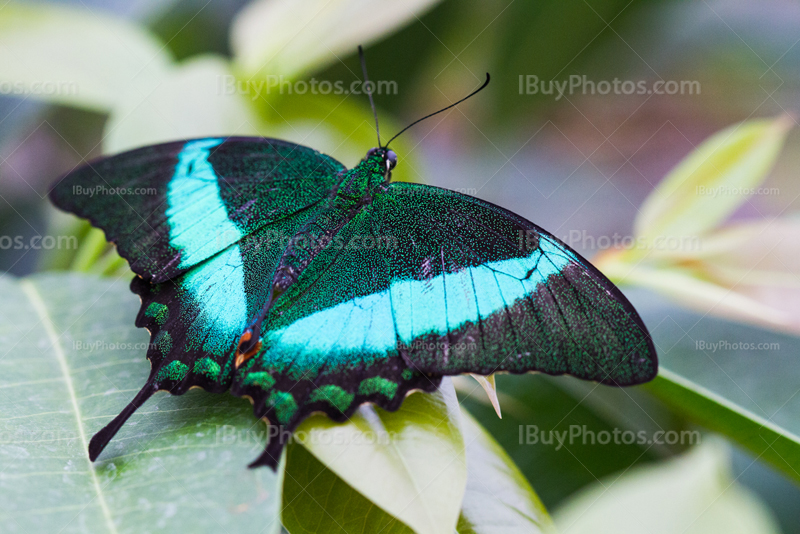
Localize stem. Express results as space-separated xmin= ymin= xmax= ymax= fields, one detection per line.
xmin=70 ymin=228 xmax=109 ymax=272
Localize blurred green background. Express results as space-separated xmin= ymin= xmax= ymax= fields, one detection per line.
xmin=2 ymin=1 xmax=800 ymax=533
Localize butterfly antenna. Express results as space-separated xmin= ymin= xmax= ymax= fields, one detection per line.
xmin=385 ymin=73 xmax=490 ymax=148
xmin=358 ymin=45 xmax=381 ymax=147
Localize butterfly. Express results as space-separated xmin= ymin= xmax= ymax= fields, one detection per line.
xmin=49 ymin=65 xmax=657 ymax=469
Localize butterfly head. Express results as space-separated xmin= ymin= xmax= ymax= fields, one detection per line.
xmin=365 ymin=147 xmax=397 ymax=177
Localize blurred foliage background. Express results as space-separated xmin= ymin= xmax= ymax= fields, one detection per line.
xmin=2 ymin=0 xmax=800 ymax=533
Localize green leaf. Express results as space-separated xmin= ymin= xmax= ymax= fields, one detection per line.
xmin=488 ymin=0 xmax=647 ymax=120
xmin=284 ymin=406 xmax=553 ymax=534
xmin=230 ymin=0 xmax=443 ymax=80
xmin=457 ymin=373 xmax=670 ymax=509
xmin=283 ymin=442 xmax=414 ymax=534
xmin=457 ymin=410 xmax=555 ymax=534
xmin=294 ymin=380 xmax=467 ymax=534
xmin=630 ymin=289 xmax=800 ymax=486
xmin=0 ymin=3 xmax=171 ymax=112
xmin=554 ymin=438 xmax=780 ymax=534
xmin=634 ymin=117 xmax=791 ymax=243
xmin=69 ymin=227 xmax=111 ymax=273
xmin=648 ymin=371 xmax=800 ymax=479
xmin=0 ymin=273 xmax=282 ymax=533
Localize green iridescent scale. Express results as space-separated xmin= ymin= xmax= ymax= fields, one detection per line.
xmin=49 ymin=136 xmax=657 ymax=469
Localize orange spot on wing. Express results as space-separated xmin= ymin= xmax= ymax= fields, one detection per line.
xmin=235 ymin=331 xmax=262 ymax=368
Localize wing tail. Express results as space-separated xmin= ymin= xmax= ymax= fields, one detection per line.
xmin=88 ymin=383 xmax=158 ymax=461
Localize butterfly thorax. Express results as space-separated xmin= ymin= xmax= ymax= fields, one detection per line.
xmin=271 ymin=200 xmax=361 ymax=292
xmin=272 ymin=153 xmax=389 ymax=291
xmin=335 ymin=151 xmax=391 ymax=198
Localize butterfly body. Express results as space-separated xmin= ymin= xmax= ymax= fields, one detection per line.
xmin=235 ymin=149 xmax=393 ymax=364
xmin=50 ymin=137 xmax=657 ymax=468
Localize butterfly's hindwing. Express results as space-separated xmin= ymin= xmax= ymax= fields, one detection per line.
xmin=132 ymin=207 xmax=327 ymax=396
xmin=230 ymin=207 xmax=442 ymax=466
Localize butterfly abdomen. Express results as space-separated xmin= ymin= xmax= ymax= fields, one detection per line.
xmin=272 ymin=200 xmax=364 ymax=292
xmin=270 ymin=161 xmax=383 ymax=295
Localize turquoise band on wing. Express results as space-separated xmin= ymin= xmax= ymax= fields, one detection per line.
xmin=261 ymin=237 xmax=573 ymax=374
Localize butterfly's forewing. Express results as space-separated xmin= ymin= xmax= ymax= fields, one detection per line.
xmin=376 ymin=182 xmax=657 ymax=385
xmin=131 ymin=206 xmax=315 ymax=382
xmin=50 ymin=137 xmax=344 ymax=282
xmin=87 ymin=208 xmax=330 ymax=461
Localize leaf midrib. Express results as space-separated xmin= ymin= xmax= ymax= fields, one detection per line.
xmin=21 ymin=280 xmax=119 ymax=534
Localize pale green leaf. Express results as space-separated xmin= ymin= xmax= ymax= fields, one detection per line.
xmin=295 ymin=379 xmax=467 ymax=534
xmin=554 ymin=438 xmax=780 ymax=534
xmin=469 ymin=374 xmax=501 ymax=418
xmin=0 ymin=273 xmax=282 ymax=534
xmin=231 ymin=0 xmax=443 ymax=80
xmin=634 ymin=117 xmax=791 ymax=241
xmin=103 ymin=55 xmax=261 ymax=154
xmin=599 ymin=258 xmax=791 ymax=331
xmin=457 ymin=410 xmax=554 ymax=534
xmin=253 ymin=91 xmax=423 ymax=184
xmin=643 ymin=217 xmax=800 ymax=333
xmin=0 ymin=3 xmax=171 ymax=112
xmin=669 ymin=218 xmax=800 ymax=287
xmin=283 ymin=443 xmax=414 ymax=533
